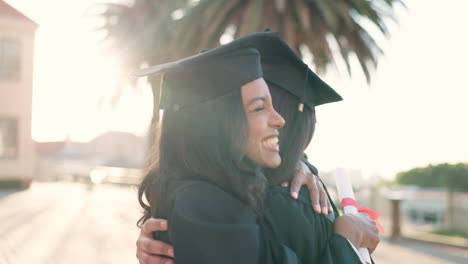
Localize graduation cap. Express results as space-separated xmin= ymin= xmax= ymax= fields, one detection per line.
xmin=135 ymin=30 xmax=342 ymax=111
xmin=230 ymin=30 xmax=343 ymax=111
xmin=134 ymin=47 xmax=263 ymax=111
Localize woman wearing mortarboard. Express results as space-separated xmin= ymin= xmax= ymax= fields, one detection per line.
xmin=135 ymin=31 xmax=379 ymax=264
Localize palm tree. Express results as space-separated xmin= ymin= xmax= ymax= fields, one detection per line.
xmin=88 ymin=0 xmax=404 ymax=119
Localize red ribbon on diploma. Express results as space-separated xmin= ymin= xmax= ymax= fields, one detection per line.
xmin=340 ymin=198 xmax=385 ymax=233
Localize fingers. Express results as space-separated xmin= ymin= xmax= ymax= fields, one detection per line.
xmin=137 ymin=236 xmax=175 ymax=257
xmin=356 ymin=213 xmax=380 ymax=253
xmin=305 ymin=174 xmax=321 ymax=214
xmin=333 ymin=215 xmax=361 ymax=248
xmin=291 ymin=162 xmax=334 ymax=215
xmin=357 ymin=213 xmax=379 ymax=233
xmin=357 ymin=212 xmax=371 ymax=219
xmin=136 ymin=251 xmax=174 ymax=264
xmin=334 ymin=214 xmax=380 ymax=253
xmin=291 ymin=168 xmax=331 ymax=215
xmin=314 ymin=174 xmax=333 ymax=215
xmin=367 ymin=233 xmax=380 ymax=253
xmin=314 ymin=176 xmax=329 ymax=215
xmin=141 ymin=218 xmax=168 ymax=236
xmin=290 ymin=170 xmax=305 ymax=199
xmin=363 ymin=228 xmax=380 ymax=253
xmin=137 ymin=218 xmax=175 ymax=263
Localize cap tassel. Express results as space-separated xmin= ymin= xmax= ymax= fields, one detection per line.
xmin=298 ymin=65 xmax=308 ymax=112
xmin=298 ymin=103 xmax=304 ymax=112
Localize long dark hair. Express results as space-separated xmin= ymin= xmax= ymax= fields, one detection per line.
xmin=138 ymin=89 xmax=268 ymax=226
xmin=265 ymin=82 xmax=316 ymax=185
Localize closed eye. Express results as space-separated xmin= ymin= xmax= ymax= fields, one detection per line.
xmin=254 ymin=106 xmax=265 ymax=112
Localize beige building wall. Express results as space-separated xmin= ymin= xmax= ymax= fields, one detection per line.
xmin=451 ymin=193 xmax=468 ymax=231
xmin=0 ymin=15 xmax=37 ymax=182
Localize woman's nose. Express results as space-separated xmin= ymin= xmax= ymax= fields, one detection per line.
xmin=270 ymin=108 xmax=285 ymax=129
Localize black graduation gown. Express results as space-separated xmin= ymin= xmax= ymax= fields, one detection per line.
xmin=262 ymin=186 xmax=365 ymax=263
xmin=156 ymin=180 xmax=266 ymax=264
xmin=155 ymin=179 xmax=366 ymax=264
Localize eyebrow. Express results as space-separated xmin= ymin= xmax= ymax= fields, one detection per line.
xmin=246 ymin=97 xmax=265 ymax=106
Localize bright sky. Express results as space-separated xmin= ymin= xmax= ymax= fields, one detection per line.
xmin=308 ymin=0 xmax=468 ymax=178
xmin=6 ymin=0 xmax=154 ymax=142
xmin=6 ymin=0 xmax=468 ymax=179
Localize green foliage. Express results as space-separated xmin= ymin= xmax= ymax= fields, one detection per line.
xmin=88 ymin=0 xmax=405 ymax=84
xmin=0 ymin=179 xmax=25 ymax=189
xmin=395 ymin=163 xmax=468 ymax=191
xmin=377 ymin=178 xmax=396 ymax=187
xmin=431 ymin=229 xmax=468 ymax=239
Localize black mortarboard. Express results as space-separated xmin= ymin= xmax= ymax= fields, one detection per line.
xmin=228 ymin=30 xmax=343 ymax=111
xmin=135 ymin=47 xmax=263 ymax=111
xmin=135 ymin=30 xmax=342 ymax=111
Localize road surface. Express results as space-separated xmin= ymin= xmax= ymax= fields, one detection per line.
xmin=0 ymin=182 xmax=467 ymax=264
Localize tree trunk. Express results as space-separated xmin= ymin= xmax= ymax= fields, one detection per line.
xmin=390 ymin=199 xmax=401 ymax=241
xmin=444 ymin=187 xmax=454 ymax=230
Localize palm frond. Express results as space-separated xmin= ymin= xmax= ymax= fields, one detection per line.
xmin=91 ymin=0 xmax=405 ymax=101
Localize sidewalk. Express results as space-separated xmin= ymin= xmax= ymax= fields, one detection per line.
xmin=379 ymin=216 xmax=468 ymax=249
xmin=1 ymin=182 xmax=467 ymax=264
xmin=404 ymin=229 xmax=468 ymax=249
xmin=373 ymin=237 xmax=468 ymax=264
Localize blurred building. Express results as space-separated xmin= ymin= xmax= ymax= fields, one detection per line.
xmin=35 ymin=131 xmax=146 ymax=184
xmin=87 ymin=131 xmax=146 ymax=168
xmin=377 ymin=186 xmax=468 ymax=232
xmin=0 ymin=0 xmax=37 ymax=187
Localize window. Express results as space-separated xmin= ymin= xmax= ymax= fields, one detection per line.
xmin=422 ymin=211 xmax=438 ymax=224
xmin=0 ymin=118 xmax=18 ymax=159
xmin=0 ymin=39 xmax=21 ymax=80
xmin=409 ymin=209 xmax=419 ymax=221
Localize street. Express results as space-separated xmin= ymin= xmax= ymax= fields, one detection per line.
xmin=1 ymin=182 xmax=467 ymax=264
xmin=0 ymin=183 xmax=139 ymax=264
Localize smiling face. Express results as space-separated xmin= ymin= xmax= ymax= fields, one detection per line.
xmin=241 ymin=78 xmax=285 ymax=168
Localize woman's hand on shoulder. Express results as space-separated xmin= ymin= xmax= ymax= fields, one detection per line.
xmin=136 ymin=218 xmax=175 ymax=264
xmin=334 ymin=213 xmax=380 ymax=253
xmin=282 ymin=160 xmax=333 ymax=215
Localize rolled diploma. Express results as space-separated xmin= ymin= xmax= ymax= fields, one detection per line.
xmin=335 ymin=168 xmax=371 ymax=264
